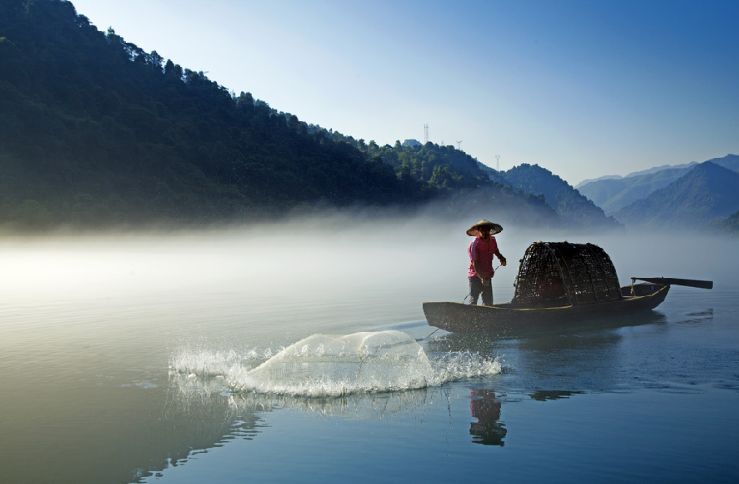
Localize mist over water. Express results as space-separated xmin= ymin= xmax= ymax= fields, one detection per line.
xmin=0 ymin=215 xmax=737 ymax=483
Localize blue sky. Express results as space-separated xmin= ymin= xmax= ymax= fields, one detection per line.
xmin=72 ymin=0 xmax=739 ymax=184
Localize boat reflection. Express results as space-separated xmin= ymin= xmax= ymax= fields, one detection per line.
xmin=469 ymin=389 xmax=507 ymax=446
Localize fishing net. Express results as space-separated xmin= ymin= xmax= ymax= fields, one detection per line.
xmin=512 ymin=242 xmax=622 ymax=307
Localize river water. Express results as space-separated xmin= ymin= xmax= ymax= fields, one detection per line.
xmin=1 ymin=221 xmax=737 ymax=483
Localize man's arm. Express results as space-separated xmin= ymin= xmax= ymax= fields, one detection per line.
xmin=494 ymin=246 xmax=507 ymax=266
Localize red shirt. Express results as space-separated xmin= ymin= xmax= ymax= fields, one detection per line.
xmin=468 ymin=236 xmax=500 ymax=278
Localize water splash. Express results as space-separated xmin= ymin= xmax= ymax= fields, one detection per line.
xmin=170 ymin=330 xmax=501 ymax=397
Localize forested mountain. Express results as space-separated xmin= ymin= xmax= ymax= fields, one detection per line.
xmin=578 ymin=154 xmax=739 ymax=214
xmin=324 ymin=137 xmax=493 ymax=190
xmin=0 ymin=0 xmax=426 ymax=227
xmin=0 ymin=0 xmax=563 ymax=229
xmin=496 ymin=164 xmax=618 ymax=228
xmin=476 ymin=161 xmax=518 ymax=186
xmin=340 ymin=140 xmax=562 ymax=224
xmin=614 ymin=162 xmax=739 ymax=227
xmin=363 ymin=143 xmax=561 ymax=225
xmin=374 ymin=143 xmax=489 ymax=189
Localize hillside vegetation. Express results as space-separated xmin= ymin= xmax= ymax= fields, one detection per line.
xmin=0 ymin=0 xmax=429 ymax=227
xmin=501 ymin=164 xmax=618 ymax=228
xmin=0 ymin=0 xmax=569 ymax=229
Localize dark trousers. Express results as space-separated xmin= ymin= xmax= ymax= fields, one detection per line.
xmin=469 ymin=276 xmax=493 ymax=306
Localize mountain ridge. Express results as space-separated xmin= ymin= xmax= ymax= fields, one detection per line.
xmin=614 ymin=161 xmax=739 ymax=227
xmin=578 ymin=154 xmax=739 ymax=214
xmin=500 ymin=164 xmax=618 ymax=228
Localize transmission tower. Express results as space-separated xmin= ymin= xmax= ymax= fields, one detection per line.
xmin=456 ymin=140 xmax=463 ymax=150
xmin=495 ymin=154 xmax=501 ymax=171
xmin=423 ymin=123 xmax=429 ymax=143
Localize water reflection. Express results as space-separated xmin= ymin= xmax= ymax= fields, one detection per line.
xmin=143 ymin=368 xmax=519 ymax=479
xmin=676 ymin=308 xmax=714 ymax=325
xmin=529 ymin=390 xmax=584 ymax=401
xmin=133 ymin=372 xmax=446 ymax=480
xmin=467 ymin=388 xmax=588 ymax=446
xmin=168 ymin=371 xmax=439 ymax=420
xmin=128 ymin=382 xmax=266 ymax=482
xmin=469 ymin=389 xmax=507 ymax=446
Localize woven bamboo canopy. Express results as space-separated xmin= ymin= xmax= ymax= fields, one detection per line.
xmin=512 ymin=242 xmax=622 ymax=307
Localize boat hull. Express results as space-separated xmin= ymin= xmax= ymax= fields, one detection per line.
xmin=423 ymin=283 xmax=670 ymax=335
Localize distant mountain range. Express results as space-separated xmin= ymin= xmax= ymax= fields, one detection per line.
xmin=477 ymin=163 xmax=618 ymax=228
xmin=579 ymin=154 xmax=739 ymax=214
xmin=577 ymin=162 xmax=698 ymax=187
xmin=614 ymin=161 xmax=739 ymax=227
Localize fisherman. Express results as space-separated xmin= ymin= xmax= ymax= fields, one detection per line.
xmin=466 ymin=219 xmax=506 ymax=306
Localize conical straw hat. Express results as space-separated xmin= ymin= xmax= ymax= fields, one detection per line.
xmin=466 ymin=219 xmax=503 ymax=236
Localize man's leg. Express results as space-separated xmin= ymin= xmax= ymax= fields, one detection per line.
xmin=481 ymin=281 xmax=493 ymax=306
xmin=469 ymin=277 xmax=482 ymax=305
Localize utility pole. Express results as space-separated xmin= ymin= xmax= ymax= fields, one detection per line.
xmin=423 ymin=123 xmax=429 ymax=143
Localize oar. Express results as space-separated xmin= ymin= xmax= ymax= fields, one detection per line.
xmin=631 ymin=277 xmax=713 ymax=289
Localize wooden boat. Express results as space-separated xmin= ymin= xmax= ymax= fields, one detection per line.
xmin=423 ymin=241 xmax=712 ymax=335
